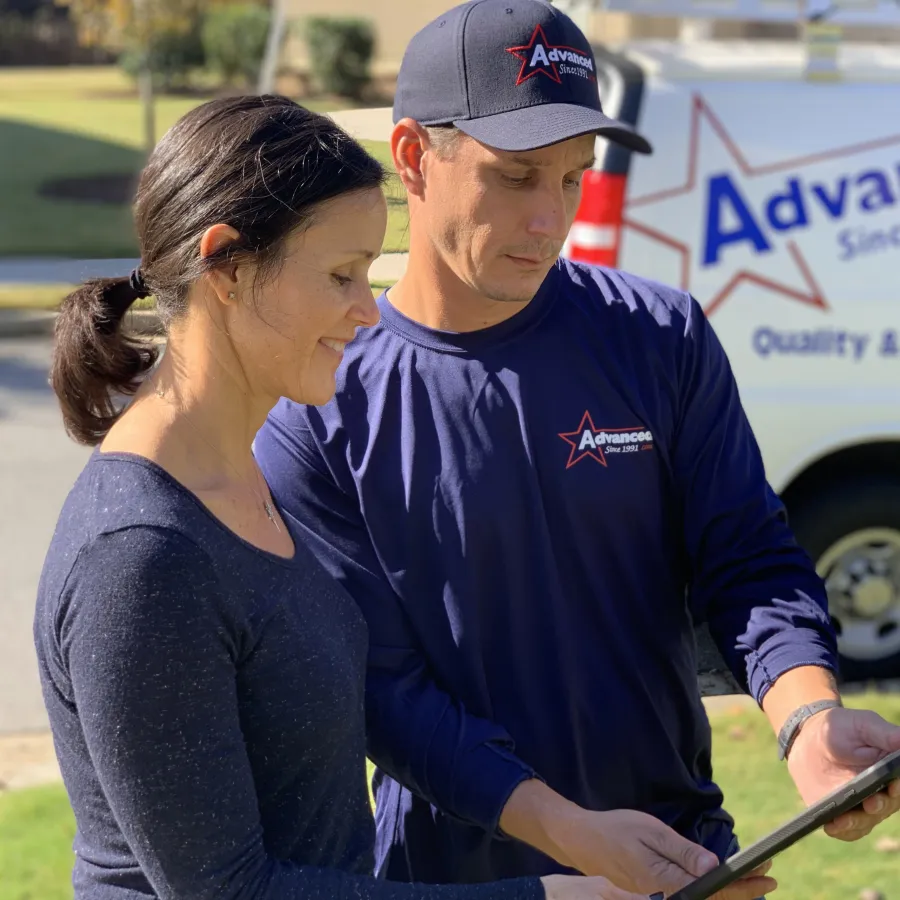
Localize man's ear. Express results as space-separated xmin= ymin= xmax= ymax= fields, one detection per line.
xmin=391 ymin=118 xmax=430 ymax=198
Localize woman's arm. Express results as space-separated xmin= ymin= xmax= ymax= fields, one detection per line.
xmin=57 ymin=525 xmax=546 ymax=900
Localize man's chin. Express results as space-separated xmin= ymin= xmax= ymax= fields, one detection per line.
xmin=478 ymin=266 xmax=553 ymax=304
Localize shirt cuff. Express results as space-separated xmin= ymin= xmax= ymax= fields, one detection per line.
xmin=451 ymin=743 xmax=543 ymax=837
xmin=746 ymin=629 xmax=840 ymax=706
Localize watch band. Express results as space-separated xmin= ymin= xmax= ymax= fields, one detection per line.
xmin=777 ymin=698 xmax=843 ymax=761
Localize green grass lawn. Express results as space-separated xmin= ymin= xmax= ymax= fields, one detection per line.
xmin=3 ymin=692 xmax=898 ymax=900
xmin=715 ymin=692 xmax=900 ymax=900
xmin=0 ymin=784 xmax=78 ymax=900
xmin=360 ymin=139 xmax=410 ymax=254
xmin=0 ymin=67 xmax=409 ymax=259
xmin=0 ymin=284 xmax=78 ymax=309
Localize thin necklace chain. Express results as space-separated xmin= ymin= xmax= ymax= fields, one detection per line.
xmin=150 ymin=375 xmax=280 ymax=532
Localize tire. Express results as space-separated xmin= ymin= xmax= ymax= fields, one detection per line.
xmin=787 ymin=477 xmax=900 ymax=683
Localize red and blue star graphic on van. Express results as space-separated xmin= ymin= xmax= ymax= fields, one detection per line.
xmin=558 ymin=411 xmax=655 ymax=469
xmin=506 ymin=24 xmax=595 ymax=86
xmin=621 ymin=93 xmax=900 ymax=317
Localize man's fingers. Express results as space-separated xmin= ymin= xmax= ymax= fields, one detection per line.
xmin=824 ymin=815 xmax=875 ymax=842
xmin=746 ymin=861 xmax=773 ymax=878
xmin=593 ymin=879 xmax=656 ymax=900
xmin=735 ymin=875 xmax=778 ymax=898
xmin=647 ymin=841 xmax=769 ymax=899
xmin=862 ymin=790 xmax=890 ymax=815
xmin=713 ymin=873 xmax=778 ymax=900
xmin=542 ymin=875 xmax=665 ymax=900
xmin=825 ymin=787 xmax=900 ymax=841
xmin=652 ymin=855 xmax=773 ymax=899
xmin=825 ymin=812 xmax=867 ymax=836
xmin=858 ymin=713 xmax=900 ymax=754
xmin=826 ymin=827 xmax=872 ymax=842
xmin=864 ymin=785 xmax=900 ymax=814
xmin=653 ymin=829 xmax=719 ymax=879
xmin=644 ymin=859 xmax=705 ymax=898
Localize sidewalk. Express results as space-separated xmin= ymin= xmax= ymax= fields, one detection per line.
xmin=326 ymin=107 xmax=393 ymax=142
xmin=0 ymin=732 xmax=61 ymax=791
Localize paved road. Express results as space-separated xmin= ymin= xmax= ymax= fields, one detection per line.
xmin=0 ymin=336 xmax=91 ymax=734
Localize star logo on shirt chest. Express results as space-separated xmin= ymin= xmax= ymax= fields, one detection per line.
xmin=558 ymin=411 xmax=655 ymax=469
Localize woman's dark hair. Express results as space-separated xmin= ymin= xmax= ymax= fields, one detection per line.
xmin=51 ymin=94 xmax=387 ymax=445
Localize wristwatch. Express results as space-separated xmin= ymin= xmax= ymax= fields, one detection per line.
xmin=777 ymin=698 xmax=843 ymax=761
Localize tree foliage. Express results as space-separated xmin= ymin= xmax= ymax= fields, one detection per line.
xmin=55 ymin=0 xmax=248 ymax=49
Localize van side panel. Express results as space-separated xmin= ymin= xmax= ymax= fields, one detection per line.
xmin=617 ymin=78 xmax=900 ymax=489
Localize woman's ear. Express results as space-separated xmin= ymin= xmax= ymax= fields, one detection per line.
xmin=200 ymin=224 xmax=243 ymax=305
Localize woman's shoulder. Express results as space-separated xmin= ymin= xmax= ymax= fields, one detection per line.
xmin=56 ymin=449 xmax=231 ymax=553
xmin=38 ymin=452 xmax=219 ymax=610
xmin=37 ymin=506 xmax=228 ymax=667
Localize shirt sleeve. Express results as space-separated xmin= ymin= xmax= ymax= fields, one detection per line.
xmin=672 ymin=298 xmax=840 ymax=705
xmin=58 ymin=527 xmax=543 ymax=900
xmin=255 ymin=410 xmax=541 ymax=837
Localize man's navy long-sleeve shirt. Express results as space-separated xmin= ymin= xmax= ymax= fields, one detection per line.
xmin=254 ymin=259 xmax=839 ymax=884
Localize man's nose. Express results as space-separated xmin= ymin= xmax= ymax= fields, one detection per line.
xmin=525 ymin=187 xmax=568 ymax=241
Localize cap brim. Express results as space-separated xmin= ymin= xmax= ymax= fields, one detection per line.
xmin=453 ymin=103 xmax=652 ymax=155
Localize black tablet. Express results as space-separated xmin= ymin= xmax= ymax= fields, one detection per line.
xmin=668 ymin=748 xmax=900 ymax=900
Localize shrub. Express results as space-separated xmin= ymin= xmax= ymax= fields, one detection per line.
xmin=303 ymin=17 xmax=374 ymax=100
xmin=201 ymin=3 xmax=271 ymax=88
xmin=119 ymin=24 xmax=205 ymax=92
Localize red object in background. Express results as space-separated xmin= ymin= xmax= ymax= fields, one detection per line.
xmin=564 ymin=170 xmax=627 ymax=268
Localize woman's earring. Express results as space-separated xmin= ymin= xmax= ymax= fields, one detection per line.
xmin=227 ymin=291 xmax=236 ymax=300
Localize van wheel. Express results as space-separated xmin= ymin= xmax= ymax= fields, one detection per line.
xmin=788 ymin=478 xmax=900 ymax=682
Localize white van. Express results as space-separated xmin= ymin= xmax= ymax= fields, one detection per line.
xmin=563 ymin=38 xmax=900 ymax=681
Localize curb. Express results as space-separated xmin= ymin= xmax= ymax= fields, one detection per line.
xmin=0 ymin=309 xmax=163 ymax=340
xmin=0 ymin=309 xmax=56 ymax=338
xmin=0 ymin=731 xmax=62 ymax=793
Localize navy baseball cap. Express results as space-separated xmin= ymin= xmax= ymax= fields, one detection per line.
xmin=393 ymin=0 xmax=652 ymax=154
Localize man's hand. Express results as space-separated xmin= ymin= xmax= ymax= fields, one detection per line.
xmin=540 ymin=873 xmax=667 ymax=900
xmin=545 ymin=807 xmax=777 ymax=899
xmin=499 ymin=780 xmax=777 ymax=898
xmin=787 ymin=705 xmax=900 ymax=841
xmin=539 ymin=870 xmax=771 ymax=900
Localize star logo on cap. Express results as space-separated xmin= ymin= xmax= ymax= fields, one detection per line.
xmin=506 ymin=24 xmax=588 ymax=87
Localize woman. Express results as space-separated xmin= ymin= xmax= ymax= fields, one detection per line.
xmin=32 ymin=95 xmax=645 ymax=900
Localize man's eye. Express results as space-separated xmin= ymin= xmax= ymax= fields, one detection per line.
xmin=332 ymin=274 xmax=353 ymax=287
xmin=503 ymin=175 xmax=529 ymax=187
xmin=564 ymin=177 xmax=582 ymax=189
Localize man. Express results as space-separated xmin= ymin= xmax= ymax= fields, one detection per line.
xmin=254 ymin=1 xmax=900 ymax=896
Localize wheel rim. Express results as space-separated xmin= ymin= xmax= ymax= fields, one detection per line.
xmin=817 ymin=528 xmax=900 ymax=663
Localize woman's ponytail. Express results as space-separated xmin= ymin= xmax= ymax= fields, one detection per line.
xmin=48 ymin=94 xmax=388 ymax=446
xmin=50 ymin=273 xmax=159 ymax=445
